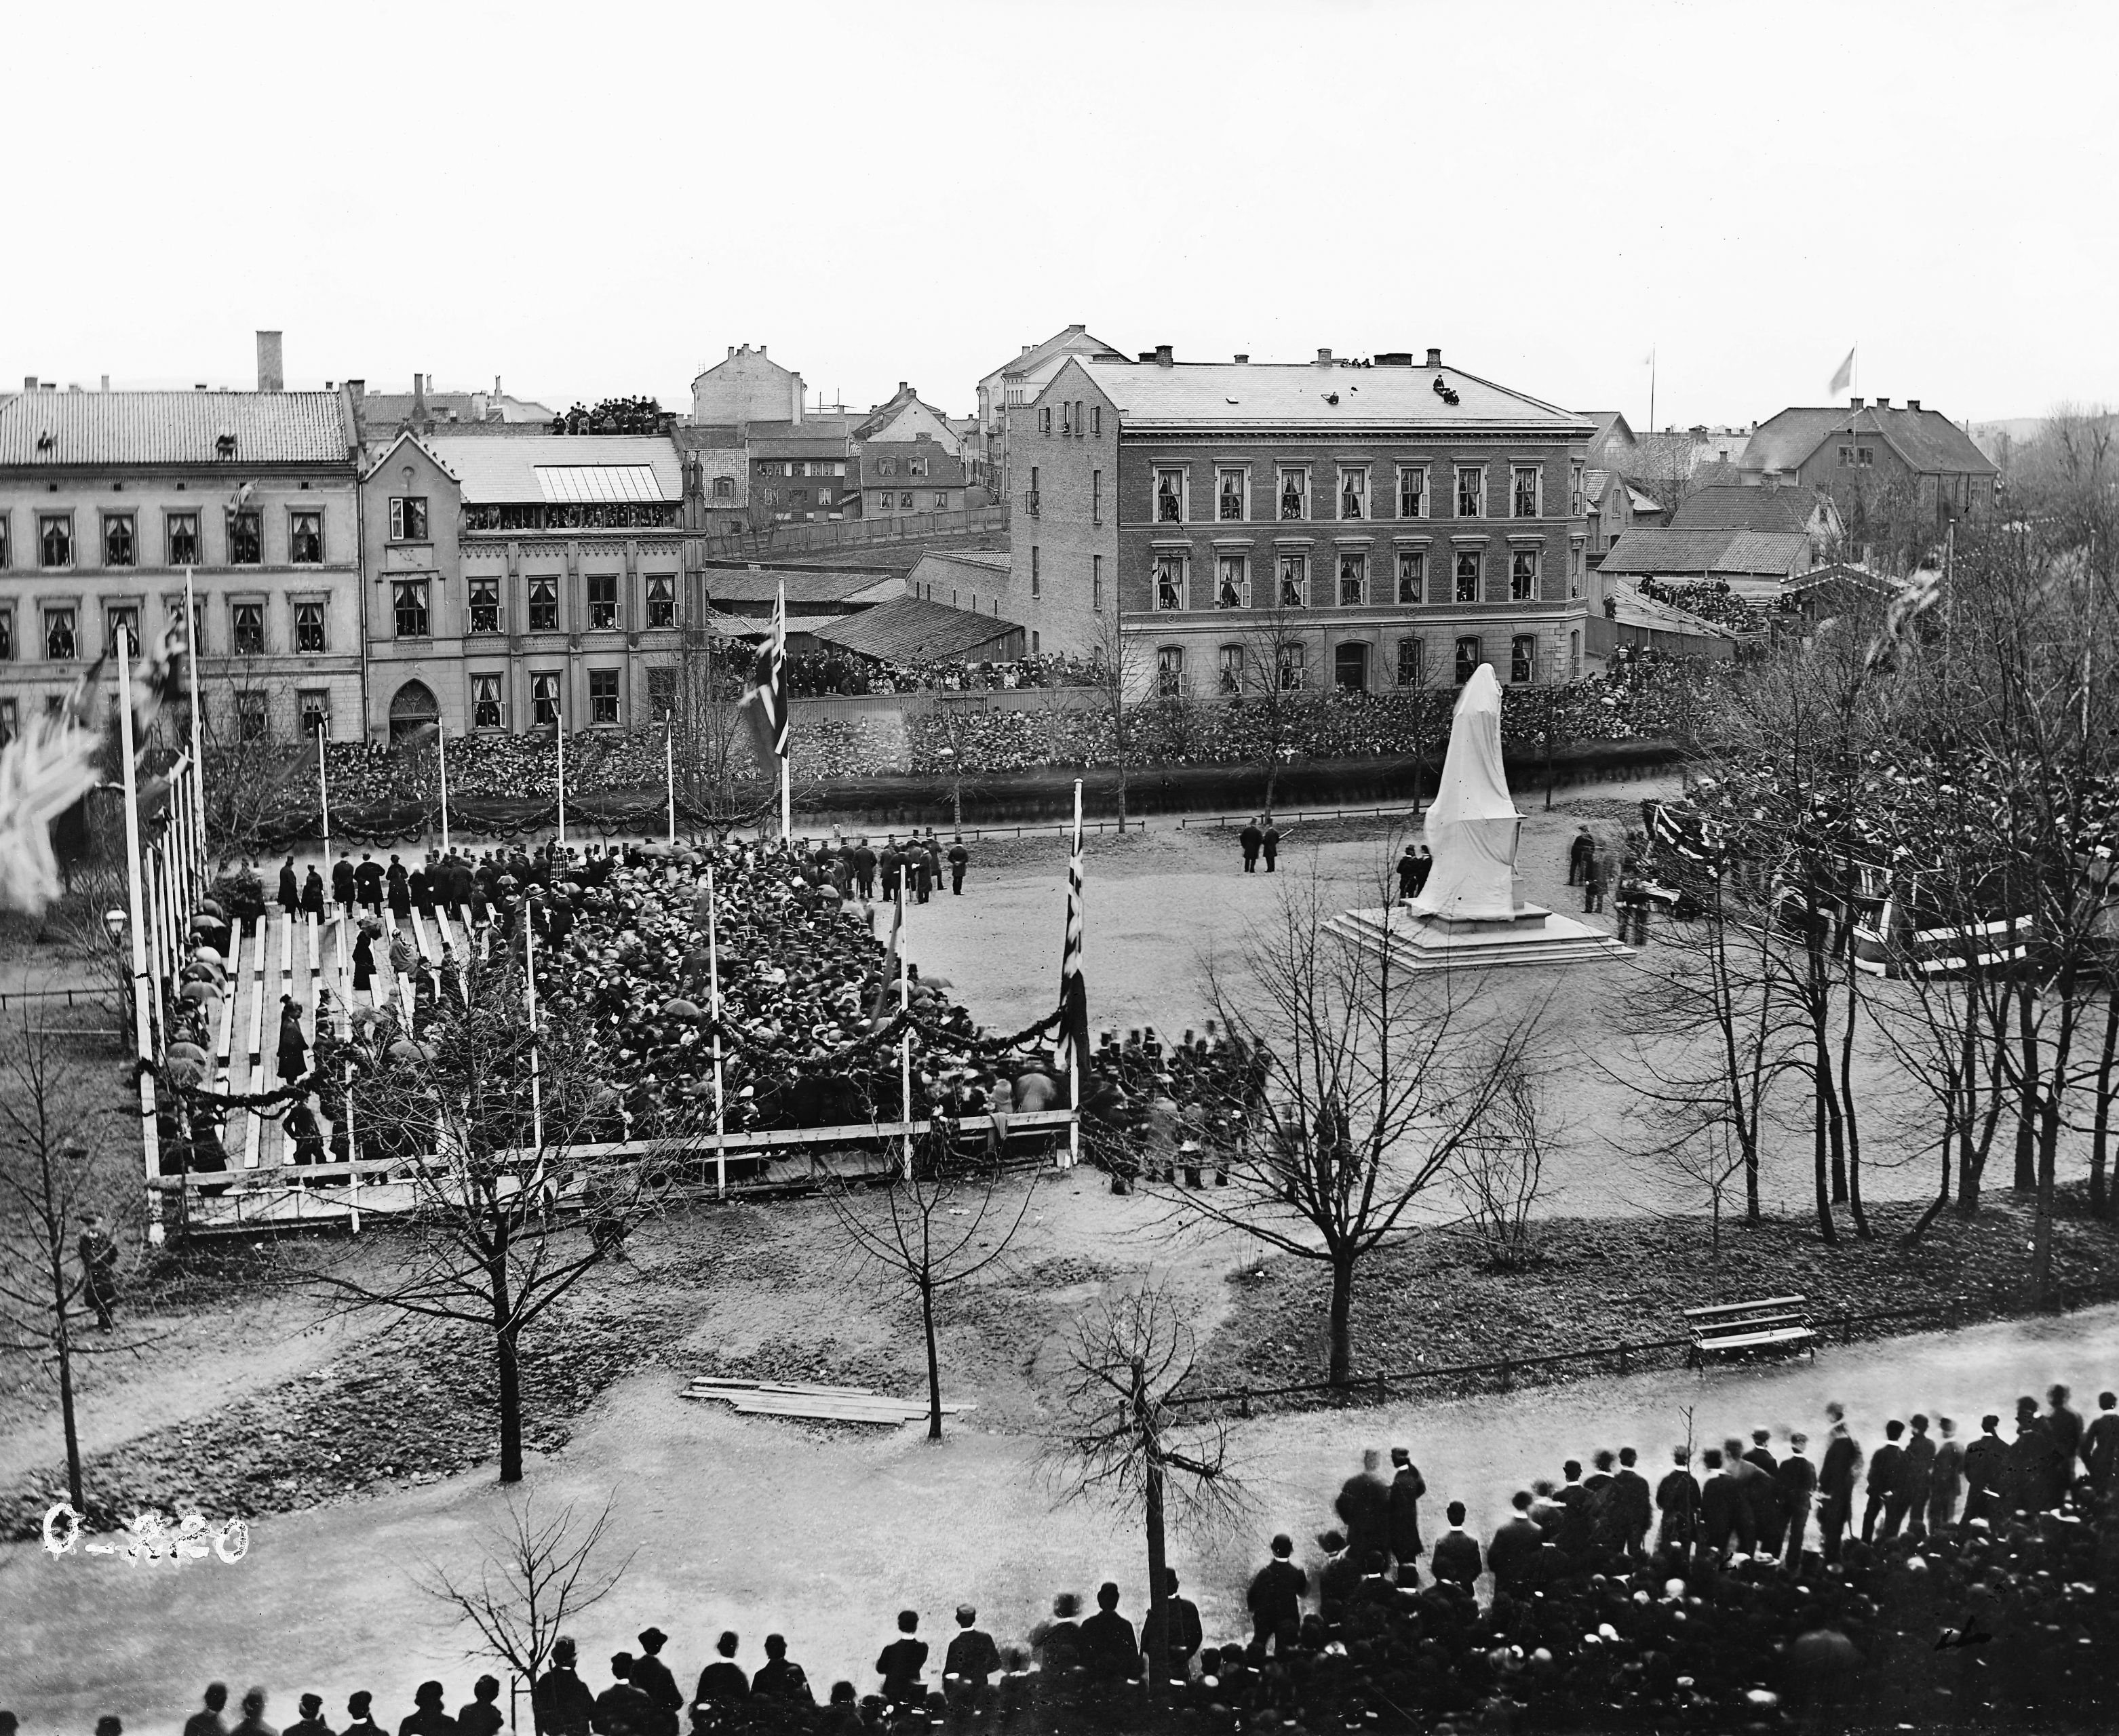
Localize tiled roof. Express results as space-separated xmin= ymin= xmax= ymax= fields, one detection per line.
xmin=805 ymin=595 xmax=1024 ymax=663
xmin=857 ymin=441 xmax=967 ymax=487
xmin=1741 ymin=405 xmax=1997 ymax=477
xmin=357 ymin=390 xmax=554 ymax=430
xmin=425 ymin=433 xmax=682 ymax=503
xmin=1669 ymin=484 xmax=1825 ymax=534
xmin=750 ymin=434 xmax=853 ymax=459
xmin=745 ymin=415 xmax=857 ymax=441
xmin=0 ymin=389 xmax=353 ymax=467
xmin=911 ymin=549 xmax=1011 ymax=578
xmin=700 ymin=568 xmax=903 ymax=608
xmin=1074 ymin=359 xmax=1589 ymax=433
xmin=674 ymin=425 xmax=747 ymax=451
xmin=1596 ymin=526 xmax=1810 ymax=578
xmin=994 ymin=325 xmax=1127 ymax=384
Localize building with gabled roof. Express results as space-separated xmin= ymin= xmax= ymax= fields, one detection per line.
xmin=1740 ymin=396 xmax=1997 ymax=537
xmin=851 ymin=384 xmax=963 ymax=456
xmin=804 ymin=593 xmax=1024 ymax=665
xmin=857 ymin=439 xmax=968 ymax=521
xmin=1595 ymin=525 xmax=1812 ymax=593
xmin=358 ymin=430 xmax=688 ymax=743
xmin=977 ymin=324 xmax=1128 ymax=497
xmin=1669 ymin=481 xmax=1840 ymax=550
xmin=0 ymin=369 xmax=365 ymax=745
xmin=690 ymin=343 xmax=806 ymax=430
xmin=1011 ymin=344 xmax=1599 ymax=689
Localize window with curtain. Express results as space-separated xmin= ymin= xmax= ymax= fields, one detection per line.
xmin=1216 ymin=555 xmax=1247 ymax=609
xmin=103 ymin=515 xmax=136 ymax=567
xmin=1155 ymin=469 xmax=1186 ymax=524
xmin=1338 ymin=468 xmax=1367 ymax=520
xmin=45 ymin=608 xmax=77 ymax=660
xmin=1154 ymin=553 xmax=1186 ymax=611
xmin=1511 ymin=550 xmax=1539 ymax=600
xmin=1456 ymin=467 xmax=1483 ymax=518
xmin=1218 ymin=645 xmax=1243 ymax=694
xmin=392 ymin=581 xmax=429 ymax=639
xmin=1338 ymin=551 xmax=1366 ymax=605
xmin=1397 ymin=466 xmax=1426 ymax=518
xmin=294 ymin=601 xmax=326 ymax=652
xmin=1278 ymin=469 xmax=1308 ymax=520
xmin=1218 ymin=469 xmax=1245 ymax=521
xmin=1397 ymin=549 xmax=1425 ymax=603
xmin=1454 ymin=635 xmax=1481 ymax=682
xmin=646 ymin=574 xmax=676 ymax=629
xmin=472 ymin=674 xmax=504 ymax=728
xmin=528 ymin=578 xmax=559 ymax=631
xmin=469 ymin=578 xmax=501 ymax=633
xmin=232 ymin=601 xmax=265 ymax=654
xmin=1396 ymin=637 xmax=1422 ymax=687
xmin=1277 ymin=552 xmax=1307 ymax=608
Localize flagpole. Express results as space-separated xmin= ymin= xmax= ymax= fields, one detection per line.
xmin=777 ymin=580 xmax=792 ymax=846
xmin=438 ymin=722 xmax=451 ymax=857
xmin=707 ymin=863 xmax=726 ymax=1200
xmin=525 ymin=906 xmax=544 ymax=1153
xmin=1068 ymin=777 xmax=1083 ymax=1170
xmin=555 ymin=710 xmax=567 ymax=851
xmin=665 ymin=713 xmax=678 ymax=848
xmin=898 ymin=880 xmax=911 ymax=1179
xmin=184 ymin=567 xmax=206 ymax=875
xmin=317 ymin=719 xmax=332 ymax=905
xmin=117 ymin=629 xmax=166 ymax=1242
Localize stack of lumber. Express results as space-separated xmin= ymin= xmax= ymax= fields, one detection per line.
xmin=681 ymin=1377 xmax=973 ymax=1425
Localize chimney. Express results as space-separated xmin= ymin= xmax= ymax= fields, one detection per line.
xmin=1850 ymin=396 xmax=1865 ymax=410
xmin=1316 ymin=347 xmax=1334 ymax=365
xmin=1875 ymin=396 xmax=1891 ymax=410
xmin=1907 ymin=398 xmax=1921 ymax=411
xmin=1426 ymin=347 xmax=1443 ymax=368
xmin=347 ymin=378 xmax=364 ymax=403
xmin=1020 ymin=344 xmax=1032 ymax=356
xmin=1154 ymin=344 xmax=1173 ymax=367
xmin=100 ymin=374 xmax=109 ymax=392
xmin=412 ymin=372 xmax=428 ymax=418
xmin=1233 ymin=354 xmax=1249 ymax=364
xmin=494 ymin=376 xmax=503 ymax=397
xmin=898 ymin=381 xmax=908 ymax=395
xmin=22 ymin=376 xmax=35 ymax=390
xmin=759 ymin=345 xmax=766 ymax=357
xmin=256 ymin=330 xmax=284 ymax=392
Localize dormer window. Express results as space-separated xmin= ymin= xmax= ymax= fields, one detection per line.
xmin=214 ymin=434 xmax=237 ymax=460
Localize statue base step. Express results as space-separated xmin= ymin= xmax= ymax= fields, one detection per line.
xmin=1329 ymin=903 xmax=1635 ymax=972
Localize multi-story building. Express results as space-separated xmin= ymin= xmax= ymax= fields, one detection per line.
xmin=689 ymin=344 xmax=806 ymax=429
xmin=0 ymin=362 xmax=364 ymax=745
xmin=857 ymin=437 xmax=968 ymax=520
xmin=1009 ymin=344 xmax=1597 ymax=688
xmin=976 ymin=325 xmax=1125 ymax=501
xmin=852 ymin=384 xmax=964 ymax=459
xmin=358 ymin=431 xmax=686 ymax=742
xmin=749 ymin=431 xmax=851 ymax=522
xmin=1740 ymin=395 xmax=1998 ymax=526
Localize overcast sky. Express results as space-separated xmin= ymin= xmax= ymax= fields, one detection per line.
xmin=11 ymin=0 xmax=2114 ymax=431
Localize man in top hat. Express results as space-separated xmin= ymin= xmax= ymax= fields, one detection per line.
xmin=285 ymin=1695 xmax=334 ymax=1736
xmin=629 ymin=1630 xmax=682 ymax=1736
xmin=1387 ymin=1445 xmax=1428 ymax=1585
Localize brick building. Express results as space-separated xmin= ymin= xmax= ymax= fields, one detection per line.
xmin=1008 ymin=344 xmax=1597 ymax=689
xmin=357 ymin=431 xmax=686 ymax=742
xmin=857 ymin=437 xmax=968 ymax=520
xmin=0 ymin=363 xmax=364 ymax=745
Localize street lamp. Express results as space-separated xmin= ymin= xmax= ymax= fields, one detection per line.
xmin=103 ymin=909 xmax=128 ymax=946
xmin=937 ymin=744 xmax=963 ymax=840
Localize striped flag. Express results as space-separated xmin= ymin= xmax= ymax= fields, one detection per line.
xmin=739 ymin=590 xmax=790 ymax=767
xmin=1057 ymin=790 xmax=1089 ymax=1076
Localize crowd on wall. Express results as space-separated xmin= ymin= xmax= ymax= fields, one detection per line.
xmin=783 ymin=653 xmax=1099 ymax=697
xmin=203 ymin=663 xmax=1717 ymax=832
xmin=78 ymin=1382 xmax=2119 ymax=1733
xmin=1631 ymin=578 xmax=1788 ymax=638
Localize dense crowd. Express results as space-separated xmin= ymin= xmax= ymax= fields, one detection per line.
xmin=84 ymin=1381 xmax=2119 ymax=1734
xmin=785 ymin=652 xmax=1098 ymax=697
xmin=1631 ymin=578 xmax=1786 ymax=638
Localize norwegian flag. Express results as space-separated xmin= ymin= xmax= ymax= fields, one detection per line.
xmin=1057 ymin=791 xmax=1089 ymax=1076
xmin=740 ymin=589 xmax=790 ymax=766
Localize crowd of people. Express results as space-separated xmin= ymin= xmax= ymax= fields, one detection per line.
xmin=207 ymin=664 xmax=1720 ymax=838
xmin=81 ymin=1381 xmax=2119 ymax=1734
xmin=783 ymin=652 xmax=1099 ymax=698
xmin=1631 ymin=578 xmax=1783 ymax=639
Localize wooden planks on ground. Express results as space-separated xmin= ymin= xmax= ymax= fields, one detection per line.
xmin=681 ymin=1378 xmax=971 ymax=1426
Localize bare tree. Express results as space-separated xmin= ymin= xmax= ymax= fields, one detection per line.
xmin=0 ymin=1013 xmax=144 ymax=1514
xmin=1041 ymin=1281 xmax=1241 ymax=1699
xmin=1235 ymin=593 xmax=1315 ymax=816
xmin=1087 ymin=606 xmax=1152 ymax=832
xmin=308 ymin=950 xmax=694 ymax=1481
xmin=416 ymin=1493 xmax=634 ymax=1731
xmin=1152 ymin=860 xmax=1545 ymax=1384
xmin=1448 ymin=1054 xmax=1556 ymax=1270
xmin=653 ymin=628 xmax=783 ymax=842
xmin=824 ymin=1117 xmax=1037 ymax=1440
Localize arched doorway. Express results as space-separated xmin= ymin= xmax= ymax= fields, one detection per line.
xmin=389 ymin=678 xmax=441 ymax=743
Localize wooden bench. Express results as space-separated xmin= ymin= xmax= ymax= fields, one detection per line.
xmin=1684 ymin=1295 xmax=1816 ymax=1368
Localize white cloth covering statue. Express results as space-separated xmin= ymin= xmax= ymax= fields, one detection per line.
xmin=1410 ymin=664 xmax=1523 ymax=922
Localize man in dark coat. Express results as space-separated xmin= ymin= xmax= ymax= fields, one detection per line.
xmin=942 ymin=1604 xmax=1003 ymax=1708
xmin=590 ymin=1656 xmax=651 ymax=1736
xmin=386 ymin=856 xmax=411 ymax=919
xmin=78 ymin=1210 xmax=119 ymax=1330
xmin=1397 ymin=846 xmax=1420 ymax=901
xmin=1411 ymin=845 xmax=1433 ymax=895
xmin=748 ymin=1636 xmax=813 ymax=1707
xmin=1239 ymin=820 xmax=1262 ymax=872
xmin=1387 ymin=1445 xmax=1426 ymax=1585
xmin=409 ymin=863 xmax=433 ymax=920
xmin=694 ymin=1633 xmax=749 ymax=1707
xmin=534 ymin=1640 xmax=597 ymax=1736
xmin=1861 ymin=1419 xmax=1905 ymax=1543
xmin=628 ymin=1629 xmax=682 ymax=1736
xmin=1077 ymin=1583 xmax=1138 ymax=1686
xmin=948 ymin=842 xmax=969 ymax=895
xmin=1896 ymin=1415 xmax=1937 ymax=1538
xmin=1696 ymin=1449 xmax=1744 ymax=1558
xmin=1743 ymin=1431 xmax=1784 ymax=1554
xmin=454 ymin=1681 xmax=501 ymax=1736
xmin=332 ymin=855 xmax=357 ymax=919
xmin=875 ymin=1611 xmax=928 ymax=1710
xmin=1963 ymin=1413 xmax=2006 ymax=1522
xmin=341 ymin=1694 xmax=384 ymax=1736
xmin=286 ymin=1695 xmax=334 ymax=1736
xmin=397 ymin=1680 xmax=455 ymax=1736
xmin=1138 ymin=1570 xmax=1201 ymax=1683
xmin=355 ymin=854 xmax=384 ymax=914
xmin=1335 ymin=1449 xmax=1393 ymax=1572
xmin=1655 ymin=1446 xmax=1700 ymax=1556
xmin=2084 ymin=1392 xmax=2119 ymax=1496
xmin=277 ymin=998 xmax=308 ymax=1084
xmin=852 ymin=837 xmax=877 ymax=900
xmin=1487 ymin=1492 xmax=1547 ymax=1592
xmin=2046 ymin=1384 xmax=2085 ymax=1497
xmin=301 ymin=866 xmax=326 ymax=918
xmin=1568 ymin=827 xmax=1596 ymax=885
xmin=1245 ymin=1534 xmax=1306 ymax=1647
xmin=1777 ymin=1433 xmax=1819 ymax=1563
xmin=1260 ymin=818 xmax=1283 ymax=871
xmin=184 ymin=1683 xmax=231 ymax=1736
xmin=278 ymin=858 xmax=300 ymax=913
xmin=1611 ymin=1446 xmax=1654 ymax=1558
xmin=1818 ymin=1404 xmax=1862 ymax=1562
xmin=1428 ymin=1503 xmax=1482 ymax=1591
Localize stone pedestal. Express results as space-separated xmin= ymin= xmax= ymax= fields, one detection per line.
xmin=1329 ymin=901 xmax=1634 ymax=972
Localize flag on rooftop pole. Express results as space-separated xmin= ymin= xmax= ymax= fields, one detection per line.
xmin=1060 ymin=778 xmax=1089 ymax=1167
xmin=1829 ymin=345 xmax=1857 ymax=399
xmin=775 ymin=580 xmax=792 ymax=843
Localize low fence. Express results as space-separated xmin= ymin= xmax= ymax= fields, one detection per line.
xmin=697 ymin=507 xmax=1009 ymax=562
xmin=1160 ymin=1289 xmax=2116 ymax=1417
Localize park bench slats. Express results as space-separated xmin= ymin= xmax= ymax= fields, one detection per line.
xmin=1684 ymin=1293 xmax=1815 ymax=1368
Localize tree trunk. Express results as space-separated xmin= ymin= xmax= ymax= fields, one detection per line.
xmin=2030 ymin=968 xmax=2080 ymax=1310
xmin=1136 ymin=1358 xmax=1172 ymax=1699
xmin=1262 ymin=757 xmax=1279 ymax=818
xmin=50 ymin=1230 xmax=84 ymax=1512
xmin=2091 ymin=983 xmax=2119 ymax=1220
xmin=920 ymin=1268 xmax=944 ymax=1442
xmin=2014 ymin=983 xmax=2039 ymax=1191
xmin=1810 ymin=976 xmax=1838 ymax=1246
xmin=1327 ymin=1252 xmax=1355 ymax=1385
xmin=492 ymin=1237 xmax=524 ymax=1484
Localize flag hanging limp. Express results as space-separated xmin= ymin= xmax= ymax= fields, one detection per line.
xmin=1828 ymin=347 xmax=1857 ymax=399
xmin=739 ymin=593 xmax=790 ymax=770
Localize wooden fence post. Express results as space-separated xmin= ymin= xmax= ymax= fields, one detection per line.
xmin=1841 ymin=1313 xmax=1854 ymax=1346
xmin=1498 ymin=1356 xmax=1513 ymax=1394
xmin=1617 ymin=1341 xmax=1630 ymax=1376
